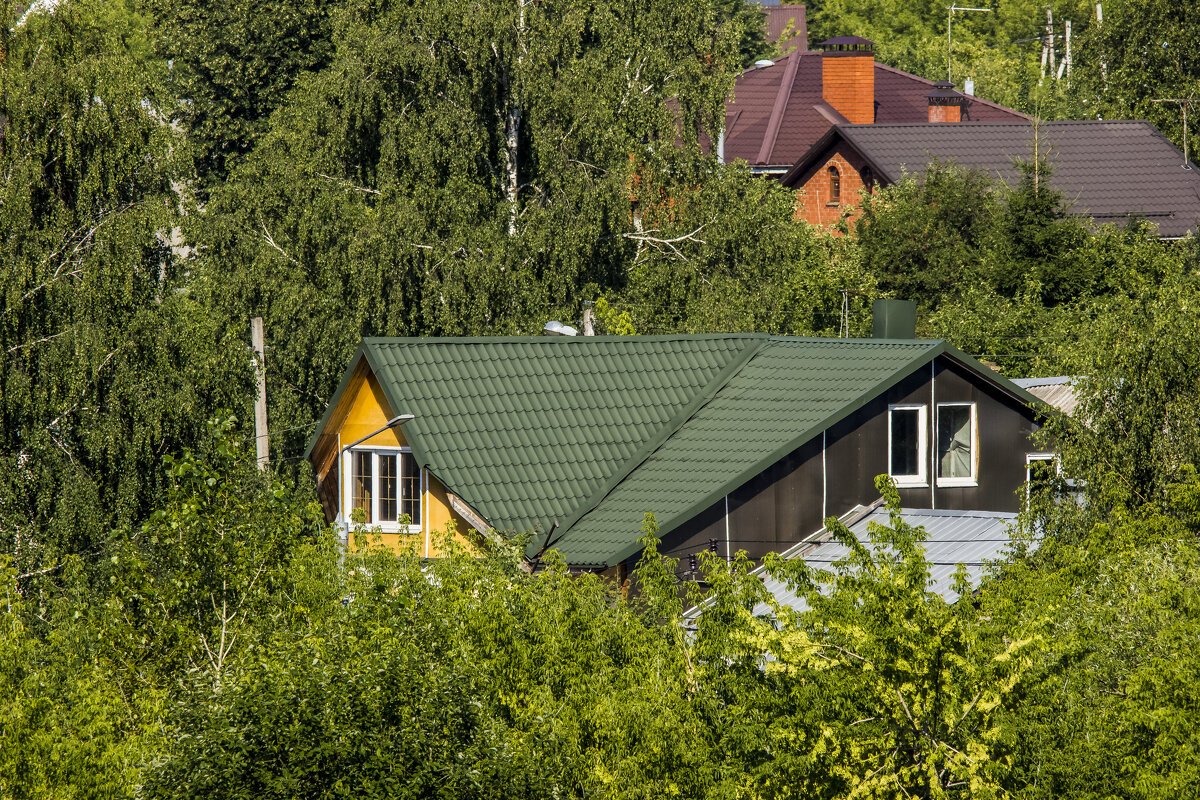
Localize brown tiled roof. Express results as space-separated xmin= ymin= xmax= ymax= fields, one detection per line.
xmin=723 ymin=52 xmax=1026 ymax=169
xmin=763 ymin=4 xmax=806 ymax=53
xmin=784 ymin=121 xmax=1200 ymax=239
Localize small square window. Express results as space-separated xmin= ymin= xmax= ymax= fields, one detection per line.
xmin=889 ymin=404 xmax=927 ymax=486
xmin=936 ymin=403 xmax=977 ymax=486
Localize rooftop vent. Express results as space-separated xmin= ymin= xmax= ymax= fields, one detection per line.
xmin=927 ymin=80 xmax=966 ymax=123
xmin=871 ymin=299 xmax=917 ymax=340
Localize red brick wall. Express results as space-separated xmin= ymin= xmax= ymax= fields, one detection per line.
xmin=928 ymin=104 xmax=961 ymax=123
xmin=821 ymin=54 xmax=875 ymax=124
xmin=795 ymin=151 xmax=871 ymax=231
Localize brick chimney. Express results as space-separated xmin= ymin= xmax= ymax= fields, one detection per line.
xmin=927 ymin=81 xmax=965 ymax=123
xmin=817 ymin=36 xmax=875 ymax=124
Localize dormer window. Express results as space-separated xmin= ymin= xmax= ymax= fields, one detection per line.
xmin=344 ymin=447 xmax=422 ymax=532
xmin=828 ymin=166 xmax=841 ymax=205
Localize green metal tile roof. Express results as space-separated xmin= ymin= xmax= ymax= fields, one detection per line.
xmin=309 ymin=335 xmax=1038 ymax=567
xmin=354 ymin=336 xmax=762 ymax=537
xmin=551 ymin=338 xmax=944 ymax=566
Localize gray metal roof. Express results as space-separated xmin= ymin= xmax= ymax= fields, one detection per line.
xmin=1012 ymin=376 xmax=1079 ymax=416
xmin=749 ymin=505 xmax=1021 ymax=617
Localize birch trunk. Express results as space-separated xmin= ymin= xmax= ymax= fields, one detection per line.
xmin=502 ymin=0 xmax=528 ymax=237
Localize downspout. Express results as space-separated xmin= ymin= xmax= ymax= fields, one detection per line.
xmin=822 ymin=429 xmax=828 ymax=521
xmin=930 ymin=358 xmax=937 ymax=510
xmin=724 ymin=495 xmax=731 ymax=564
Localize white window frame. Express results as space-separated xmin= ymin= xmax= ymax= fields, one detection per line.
xmin=935 ymin=402 xmax=978 ymax=487
xmin=341 ymin=446 xmax=423 ymax=534
xmin=888 ymin=403 xmax=928 ymax=487
xmin=1025 ymin=452 xmax=1060 ymax=498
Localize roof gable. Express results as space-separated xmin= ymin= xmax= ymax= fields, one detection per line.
xmin=552 ymin=338 xmax=948 ymax=566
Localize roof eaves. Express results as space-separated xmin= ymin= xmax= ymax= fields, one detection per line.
xmin=780 ymin=125 xmax=896 ymax=188
xmin=935 ymin=342 xmax=1046 ymax=409
xmin=536 ymin=337 xmax=770 ymax=558
xmin=780 ymin=125 xmax=842 ymax=187
xmin=302 ymin=343 xmax=369 ymax=461
xmin=600 ymin=339 xmax=951 ymax=567
xmin=360 ymin=341 xmax=434 ymax=482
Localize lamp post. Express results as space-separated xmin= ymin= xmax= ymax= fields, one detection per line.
xmin=336 ymin=414 xmax=415 ymax=547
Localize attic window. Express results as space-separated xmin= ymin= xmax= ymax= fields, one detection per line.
xmin=344 ymin=447 xmax=422 ymax=532
xmin=936 ymin=403 xmax=977 ymax=486
xmin=827 ymin=166 xmax=841 ymax=205
xmin=888 ymin=404 xmax=927 ymax=487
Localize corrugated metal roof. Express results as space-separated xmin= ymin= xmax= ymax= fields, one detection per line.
xmin=346 ymin=336 xmax=760 ymax=536
xmin=1012 ymin=376 xmax=1079 ymax=416
xmin=823 ymin=121 xmax=1200 ymax=239
xmin=751 ymin=506 xmax=1021 ymax=616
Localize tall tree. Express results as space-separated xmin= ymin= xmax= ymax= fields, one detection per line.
xmin=0 ymin=0 xmax=250 ymax=576
xmin=149 ymin=0 xmax=338 ymax=185
xmin=190 ymin=0 xmax=747 ymax=460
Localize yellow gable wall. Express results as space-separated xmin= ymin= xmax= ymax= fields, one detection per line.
xmin=332 ymin=368 xmax=479 ymax=558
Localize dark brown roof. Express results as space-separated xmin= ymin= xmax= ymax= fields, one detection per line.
xmin=763 ymin=4 xmax=806 ymax=53
xmin=782 ymin=121 xmax=1200 ymax=239
xmin=723 ymin=52 xmax=1027 ymax=169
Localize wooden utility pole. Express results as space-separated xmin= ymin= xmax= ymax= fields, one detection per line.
xmin=1041 ymin=7 xmax=1056 ymax=81
xmin=251 ymin=316 xmax=268 ymax=470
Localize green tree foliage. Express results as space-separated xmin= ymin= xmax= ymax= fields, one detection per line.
xmin=694 ymin=477 xmax=1039 ymax=799
xmin=0 ymin=0 xmax=250 ymax=575
xmin=806 ymin=0 xmax=1095 ymax=116
xmin=144 ymin=529 xmax=712 ymax=799
xmin=856 ymin=163 xmax=1003 ymax=308
xmin=149 ymin=0 xmax=337 ymax=184
xmin=186 ymin=0 xmax=778 ymax=458
xmin=1073 ymin=0 xmax=1200 ymax=154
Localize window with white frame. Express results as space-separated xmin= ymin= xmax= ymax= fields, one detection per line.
xmin=343 ymin=448 xmax=422 ymax=532
xmin=888 ymin=404 xmax=927 ymax=486
xmin=1025 ymin=453 xmax=1058 ymax=498
xmin=936 ymin=403 xmax=977 ymax=486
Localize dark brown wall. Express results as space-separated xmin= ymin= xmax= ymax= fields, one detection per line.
xmin=630 ymin=355 xmax=1041 ymax=580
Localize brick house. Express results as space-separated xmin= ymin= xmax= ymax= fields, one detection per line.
xmin=719 ymin=36 xmax=1026 ymax=225
xmin=780 ymin=120 xmax=1200 ymax=239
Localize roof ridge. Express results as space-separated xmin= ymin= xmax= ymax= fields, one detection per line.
xmin=758 ymin=46 xmax=804 ymax=164
xmin=539 ymin=338 xmax=769 ymax=557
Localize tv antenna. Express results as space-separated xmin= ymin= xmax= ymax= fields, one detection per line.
xmin=1151 ymin=98 xmax=1197 ymax=169
xmin=947 ymin=5 xmax=992 ymax=83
